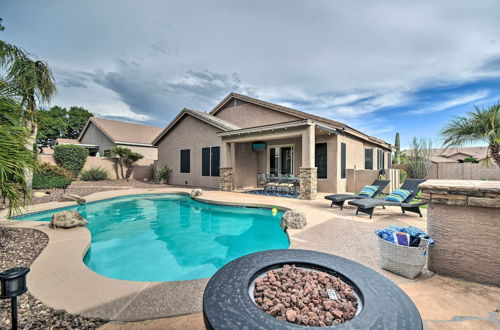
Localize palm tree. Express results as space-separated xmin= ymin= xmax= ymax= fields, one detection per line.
xmin=441 ymin=102 xmax=500 ymax=166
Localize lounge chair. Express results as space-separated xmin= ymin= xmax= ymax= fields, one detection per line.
xmin=324 ymin=179 xmax=390 ymax=210
xmin=348 ymin=179 xmax=427 ymax=219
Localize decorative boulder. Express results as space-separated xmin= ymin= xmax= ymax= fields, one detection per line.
xmin=34 ymin=191 xmax=49 ymax=198
xmin=60 ymin=193 xmax=86 ymax=205
xmin=281 ymin=210 xmax=307 ymax=230
xmin=49 ymin=210 xmax=88 ymax=229
xmin=191 ymin=188 xmax=203 ymax=198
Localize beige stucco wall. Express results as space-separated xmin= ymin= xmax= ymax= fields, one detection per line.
xmin=117 ymin=144 xmax=158 ymax=160
xmin=316 ymin=134 xmax=338 ymax=193
xmin=156 ymin=115 xmax=222 ymax=188
xmin=38 ymin=155 xmax=154 ymax=180
xmin=79 ymin=123 xmax=115 ymax=154
xmin=215 ymin=103 xmax=300 ymax=128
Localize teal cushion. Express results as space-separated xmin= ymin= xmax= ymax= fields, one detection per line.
xmin=385 ymin=189 xmax=412 ymax=203
xmin=358 ymin=185 xmax=379 ymax=197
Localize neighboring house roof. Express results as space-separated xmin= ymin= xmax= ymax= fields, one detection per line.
xmin=79 ymin=117 xmax=163 ymax=146
xmin=429 ymin=147 xmax=489 ymax=161
xmin=210 ymin=92 xmax=392 ymax=149
xmin=56 ymin=138 xmax=79 ymax=145
xmin=40 ymin=147 xmax=54 ymax=155
xmin=153 ymin=108 xmax=241 ymax=145
xmin=430 ymin=155 xmax=457 ymax=163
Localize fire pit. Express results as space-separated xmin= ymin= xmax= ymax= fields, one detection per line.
xmin=203 ymin=249 xmax=422 ymax=329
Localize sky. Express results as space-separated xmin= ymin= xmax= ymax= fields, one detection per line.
xmin=1 ymin=0 xmax=499 ymax=147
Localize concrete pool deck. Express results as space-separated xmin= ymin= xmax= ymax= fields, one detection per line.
xmin=1 ymin=188 xmax=499 ymax=328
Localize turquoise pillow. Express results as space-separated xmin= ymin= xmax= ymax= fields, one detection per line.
xmin=385 ymin=189 xmax=412 ymax=203
xmin=358 ymin=185 xmax=379 ymax=197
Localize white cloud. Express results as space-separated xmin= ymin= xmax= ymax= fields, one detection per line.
xmin=409 ymin=90 xmax=490 ymax=114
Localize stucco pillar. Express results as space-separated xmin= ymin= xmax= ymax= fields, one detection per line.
xmin=219 ymin=142 xmax=234 ymax=191
xmin=300 ymin=124 xmax=317 ymax=200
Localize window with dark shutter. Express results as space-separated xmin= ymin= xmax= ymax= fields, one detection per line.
xmin=315 ymin=143 xmax=327 ymax=179
xmin=388 ymin=153 xmax=392 ymax=168
xmin=365 ymin=148 xmax=373 ymax=170
xmin=202 ymin=147 xmax=210 ymax=176
xmin=180 ymin=149 xmax=190 ymax=173
xmin=341 ymin=143 xmax=346 ymax=179
xmin=377 ymin=149 xmax=385 ymax=170
xmin=211 ymin=146 xmax=220 ymax=177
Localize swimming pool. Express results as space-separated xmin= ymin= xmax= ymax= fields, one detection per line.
xmin=15 ymin=194 xmax=289 ymax=281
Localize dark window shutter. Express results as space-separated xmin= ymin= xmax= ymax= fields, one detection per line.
xmin=315 ymin=143 xmax=327 ymax=179
xmin=388 ymin=153 xmax=392 ymax=168
xmin=365 ymin=149 xmax=373 ymax=169
xmin=211 ymin=146 xmax=220 ymax=176
xmin=202 ymin=147 xmax=210 ymax=176
xmin=180 ymin=149 xmax=190 ymax=173
xmin=341 ymin=143 xmax=346 ymax=179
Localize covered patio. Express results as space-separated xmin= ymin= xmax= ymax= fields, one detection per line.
xmin=217 ymin=119 xmax=338 ymax=200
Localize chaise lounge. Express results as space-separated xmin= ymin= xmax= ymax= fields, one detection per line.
xmin=324 ymin=179 xmax=390 ymax=210
xmin=348 ymin=179 xmax=427 ymax=219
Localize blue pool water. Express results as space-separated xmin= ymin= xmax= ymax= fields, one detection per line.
xmin=14 ymin=194 xmax=289 ymax=281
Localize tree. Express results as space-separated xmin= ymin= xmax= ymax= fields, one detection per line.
xmin=406 ymin=137 xmax=432 ymax=179
xmin=441 ymin=102 xmax=500 ymax=167
xmin=394 ymin=132 xmax=401 ymax=165
xmin=67 ymin=106 xmax=93 ymax=139
xmin=108 ymin=146 xmax=144 ymax=180
xmin=37 ymin=106 xmax=68 ymax=146
xmin=0 ymin=96 xmax=37 ymax=217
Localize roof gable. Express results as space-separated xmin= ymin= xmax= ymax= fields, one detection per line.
xmin=79 ymin=118 xmax=163 ymax=145
xmin=152 ymin=109 xmax=240 ymax=145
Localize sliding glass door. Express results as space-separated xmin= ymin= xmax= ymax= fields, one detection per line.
xmin=268 ymin=145 xmax=293 ymax=175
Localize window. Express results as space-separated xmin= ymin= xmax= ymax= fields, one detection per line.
xmin=180 ymin=149 xmax=190 ymax=173
xmin=315 ymin=143 xmax=327 ymax=179
xmin=202 ymin=146 xmax=220 ymax=177
xmin=340 ymin=143 xmax=346 ymax=179
xmin=377 ymin=149 xmax=385 ymax=170
xmin=210 ymin=146 xmax=220 ymax=176
xmin=365 ymin=148 xmax=373 ymax=170
xmin=388 ymin=153 xmax=392 ymax=168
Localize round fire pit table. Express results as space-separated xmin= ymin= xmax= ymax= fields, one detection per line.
xmin=203 ymin=249 xmax=422 ymax=329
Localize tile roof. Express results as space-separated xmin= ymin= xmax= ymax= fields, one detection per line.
xmin=210 ymin=92 xmax=392 ymax=149
xmin=56 ymin=138 xmax=79 ymax=145
xmin=81 ymin=118 xmax=164 ymax=145
xmin=152 ymin=108 xmax=240 ymax=145
xmin=429 ymin=147 xmax=490 ymax=160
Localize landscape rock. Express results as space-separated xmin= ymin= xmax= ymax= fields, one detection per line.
xmin=281 ymin=210 xmax=307 ymax=229
xmin=49 ymin=210 xmax=88 ymax=229
xmin=190 ymin=188 xmax=203 ymax=198
xmin=59 ymin=193 xmax=86 ymax=205
xmin=34 ymin=191 xmax=49 ymax=198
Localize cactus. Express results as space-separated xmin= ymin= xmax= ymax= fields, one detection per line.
xmin=394 ymin=132 xmax=401 ymax=165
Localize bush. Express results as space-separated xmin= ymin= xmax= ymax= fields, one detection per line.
xmin=399 ymin=169 xmax=407 ymax=184
xmin=80 ymin=167 xmax=108 ymax=181
xmin=463 ymin=156 xmax=478 ymax=163
xmin=33 ymin=163 xmax=74 ymax=189
xmin=154 ymin=165 xmax=172 ymax=184
xmin=54 ymin=144 xmax=88 ymax=176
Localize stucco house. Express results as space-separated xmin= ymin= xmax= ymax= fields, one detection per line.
xmin=153 ymin=93 xmax=393 ymax=199
xmin=78 ymin=117 xmax=163 ymax=159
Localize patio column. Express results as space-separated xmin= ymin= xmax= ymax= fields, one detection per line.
xmin=219 ymin=142 xmax=234 ymax=191
xmin=300 ymin=124 xmax=317 ymax=200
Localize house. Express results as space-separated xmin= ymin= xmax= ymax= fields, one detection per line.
xmin=426 ymin=147 xmax=496 ymax=166
xmin=153 ymin=93 xmax=393 ymax=199
xmin=78 ymin=117 xmax=163 ymax=159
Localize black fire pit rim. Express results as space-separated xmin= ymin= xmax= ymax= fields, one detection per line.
xmin=203 ymin=249 xmax=422 ymax=330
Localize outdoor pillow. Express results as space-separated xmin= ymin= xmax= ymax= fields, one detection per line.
xmin=385 ymin=189 xmax=412 ymax=203
xmin=358 ymin=185 xmax=379 ymax=197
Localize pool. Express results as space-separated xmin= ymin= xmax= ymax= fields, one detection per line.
xmin=14 ymin=194 xmax=289 ymax=281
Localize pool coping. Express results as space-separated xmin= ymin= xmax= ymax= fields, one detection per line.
xmin=0 ymin=187 xmax=298 ymax=321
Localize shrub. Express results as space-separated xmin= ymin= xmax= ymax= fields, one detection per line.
xmin=463 ymin=156 xmax=478 ymax=163
xmin=108 ymin=146 xmax=144 ymax=179
xmin=33 ymin=163 xmax=74 ymax=189
xmin=154 ymin=165 xmax=172 ymax=184
xmin=399 ymin=169 xmax=407 ymax=184
xmin=80 ymin=166 xmax=108 ymax=181
xmin=54 ymin=144 xmax=88 ymax=175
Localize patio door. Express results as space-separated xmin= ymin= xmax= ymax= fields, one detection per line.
xmin=268 ymin=145 xmax=293 ymax=175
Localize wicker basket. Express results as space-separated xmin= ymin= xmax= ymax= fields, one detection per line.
xmin=377 ymin=237 xmax=428 ymax=279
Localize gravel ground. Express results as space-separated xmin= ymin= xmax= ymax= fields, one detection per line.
xmin=0 ymin=228 xmax=107 ymax=329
